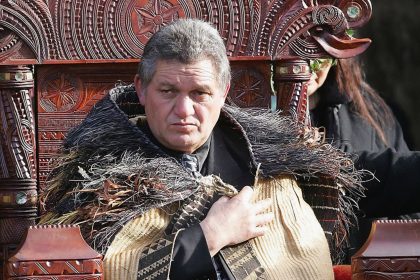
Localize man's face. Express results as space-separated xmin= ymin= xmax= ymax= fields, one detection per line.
xmin=134 ymin=59 xmax=229 ymax=154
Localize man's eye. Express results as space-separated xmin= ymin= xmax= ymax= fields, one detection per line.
xmin=193 ymin=91 xmax=212 ymax=101
xmin=160 ymin=89 xmax=175 ymax=97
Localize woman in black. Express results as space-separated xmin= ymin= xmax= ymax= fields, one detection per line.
xmin=308 ymin=57 xmax=420 ymax=261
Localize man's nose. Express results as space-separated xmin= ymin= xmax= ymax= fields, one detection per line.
xmin=174 ymin=95 xmax=195 ymax=118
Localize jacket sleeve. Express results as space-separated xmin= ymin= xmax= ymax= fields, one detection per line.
xmin=384 ymin=114 xmax=410 ymax=152
xmin=355 ymin=149 xmax=420 ymax=217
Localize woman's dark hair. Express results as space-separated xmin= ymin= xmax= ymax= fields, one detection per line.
xmin=335 ymin=57 xmax=393 ymax=145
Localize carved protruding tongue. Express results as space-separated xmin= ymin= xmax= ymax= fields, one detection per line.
xmin=312 ymin=31 xmax=371 ymax=58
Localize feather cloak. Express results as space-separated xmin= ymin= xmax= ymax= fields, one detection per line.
xmin=39 ymin=84 xmax=365 ymax=272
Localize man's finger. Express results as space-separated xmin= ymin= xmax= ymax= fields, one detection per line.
xmin=253 ymin=198 xmax=272 ymax=214
xmin=252 ymin=225 xmax=269 ymax=238
xmin=255 ymin=212 xmax=275 ymax=226
xmin=216 ymin=196 xmax=230 ymax=204
xmin=235 ymin=185 xmax=254 ymax=202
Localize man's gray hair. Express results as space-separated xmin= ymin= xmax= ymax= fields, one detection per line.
xmin=138 ymin=19 xmax=231 ymax=90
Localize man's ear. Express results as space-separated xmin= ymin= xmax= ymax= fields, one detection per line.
xmin=221 ymin=83 xmax=230 ymax=104
xmin=224 ymin=83 xmax=230 ymax=98
xmin=134 ymin=74 xmax=146 ymax=105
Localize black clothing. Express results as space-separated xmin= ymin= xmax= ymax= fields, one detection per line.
xmin=135 ymin=113 xmax=256 ymax=279
xmin=311 ymin=80 xmax=420 ymax=260
xmin=168 ymin=123 xmax=254 ymax=279
xmin=139 ymin=124 xmax=211 ymax=174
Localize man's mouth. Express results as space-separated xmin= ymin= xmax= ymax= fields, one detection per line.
xmin=171 ymin=122 xmax=197 ymax=132
xmin=172 ymin=122 xmax=196 ymax=126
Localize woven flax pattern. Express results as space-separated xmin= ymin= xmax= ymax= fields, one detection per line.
xmin=250 ymin=177 xmax=334 ymax=280
xmin=104 ymin=207 xmax=173 ymax=280
xmin=165 ymin=187 xmax=215 ymax=234
xmin=299 ymin=177 xmax=340 ymax=237
xmin=220 ymin=243 xmax=267 ymax=279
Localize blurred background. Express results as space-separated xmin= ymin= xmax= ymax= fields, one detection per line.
xmin=360 ymin=0 xmax=420 ymax=149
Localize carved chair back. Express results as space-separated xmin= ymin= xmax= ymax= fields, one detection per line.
xmin=0 ymin=0 xmax=372 ymax=277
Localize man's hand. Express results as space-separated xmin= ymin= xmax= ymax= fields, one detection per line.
xmin=199 ymin=186 xmax=274 ymax=256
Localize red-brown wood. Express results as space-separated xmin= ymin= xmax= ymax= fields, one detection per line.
xmin=352 ymin=220 xmax=420 ymax=280
xmin=0 ymin=66 xmax=37 ymax=280
xmin=0 ymin=0 xmax=373 ymax=278
xmin=6 ymin=225 xmax=102 ymax=280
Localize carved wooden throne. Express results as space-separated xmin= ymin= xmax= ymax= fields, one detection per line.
xmin=0 ymin=0 xmax=372 ymax=277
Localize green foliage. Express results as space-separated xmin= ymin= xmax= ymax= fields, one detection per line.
xmin=345 ymin=29 xmax=355 ymax=37
xmin=309 ymin=58 xmax=336 ymax=72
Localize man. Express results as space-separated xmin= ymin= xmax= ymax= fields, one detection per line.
xmin=40 ymin=19 xmax=362 ymax=279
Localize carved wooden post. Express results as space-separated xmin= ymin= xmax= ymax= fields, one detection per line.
xmin=0 ymin=66 xmax=37 ymax=277
xmin=273 ymin=59 xmax=312 ymax=124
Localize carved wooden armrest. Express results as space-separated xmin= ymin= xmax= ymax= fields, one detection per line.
xmin=5 ymin=225 xmax=102 ymax=280
xmin=352 ymin=219 xmax=420 ymax=279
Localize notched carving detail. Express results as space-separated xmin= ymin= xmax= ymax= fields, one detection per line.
xmin=0 ymin=89 xmax=36 ymax=179
xmin=0 ymin=31 xmax=23 ymax=62
xmin=39 ymin=73 xmax=81 ymax=113
xmin=0 ymin=1 xmax=57 ymax=61
xmin=269 ymin=5 xmax=348 ymax=59
xmin=0 ymin=0 xmax=371 ymax=63
xmin=274 ymin=59 xmax=311 ymax=124
xmin=312 ymin=6 xmax=347 ymax=35
xmin=134 ymin=0 xmax=181 ymax=36
xmin=229 ymin=69 xmax=270 ymax=107
xmin=337 ymin=0 xmax=372 ymax=28
xmin=290 ymin=35 xmax=329 ymax=59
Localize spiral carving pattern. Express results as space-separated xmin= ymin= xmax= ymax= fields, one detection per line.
xmin=312 ymin=6 xmax=347 ymax=34
xmin=337 ymin=0 xmax=372 ymax=29
xmin=0 ymin=0 xmax=371 ymax=61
